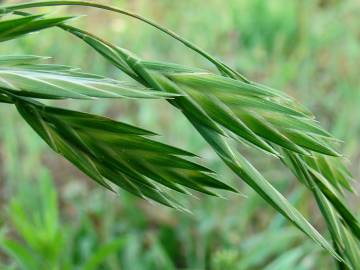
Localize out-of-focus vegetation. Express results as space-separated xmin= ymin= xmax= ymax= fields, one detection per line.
xmin=0 ymin=0 xmax=359 ymax=269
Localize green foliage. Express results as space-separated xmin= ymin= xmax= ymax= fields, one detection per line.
xmin=0 ymin=1 xmax=358 ymax=269
xmin=0 ymin=170 xmax=127 ymax=270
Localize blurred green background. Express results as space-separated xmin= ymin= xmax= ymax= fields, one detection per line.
xmin=0 ymin=0 xmax=359 ymax=269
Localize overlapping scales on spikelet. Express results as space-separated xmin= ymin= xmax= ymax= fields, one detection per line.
xmin=15 ymin=99 xmax=235 ymax=210
xmin=0 ymin=55 xmax=178 ymax=99
xmin=139 ymin=61 xmax=341 ymax=157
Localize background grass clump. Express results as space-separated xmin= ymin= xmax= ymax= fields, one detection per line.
xmin=0 ymin=0 xmax=359 ymax=269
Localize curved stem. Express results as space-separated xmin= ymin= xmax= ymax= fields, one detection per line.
xmin=1 ymin=0 xmax=250 ymax=82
